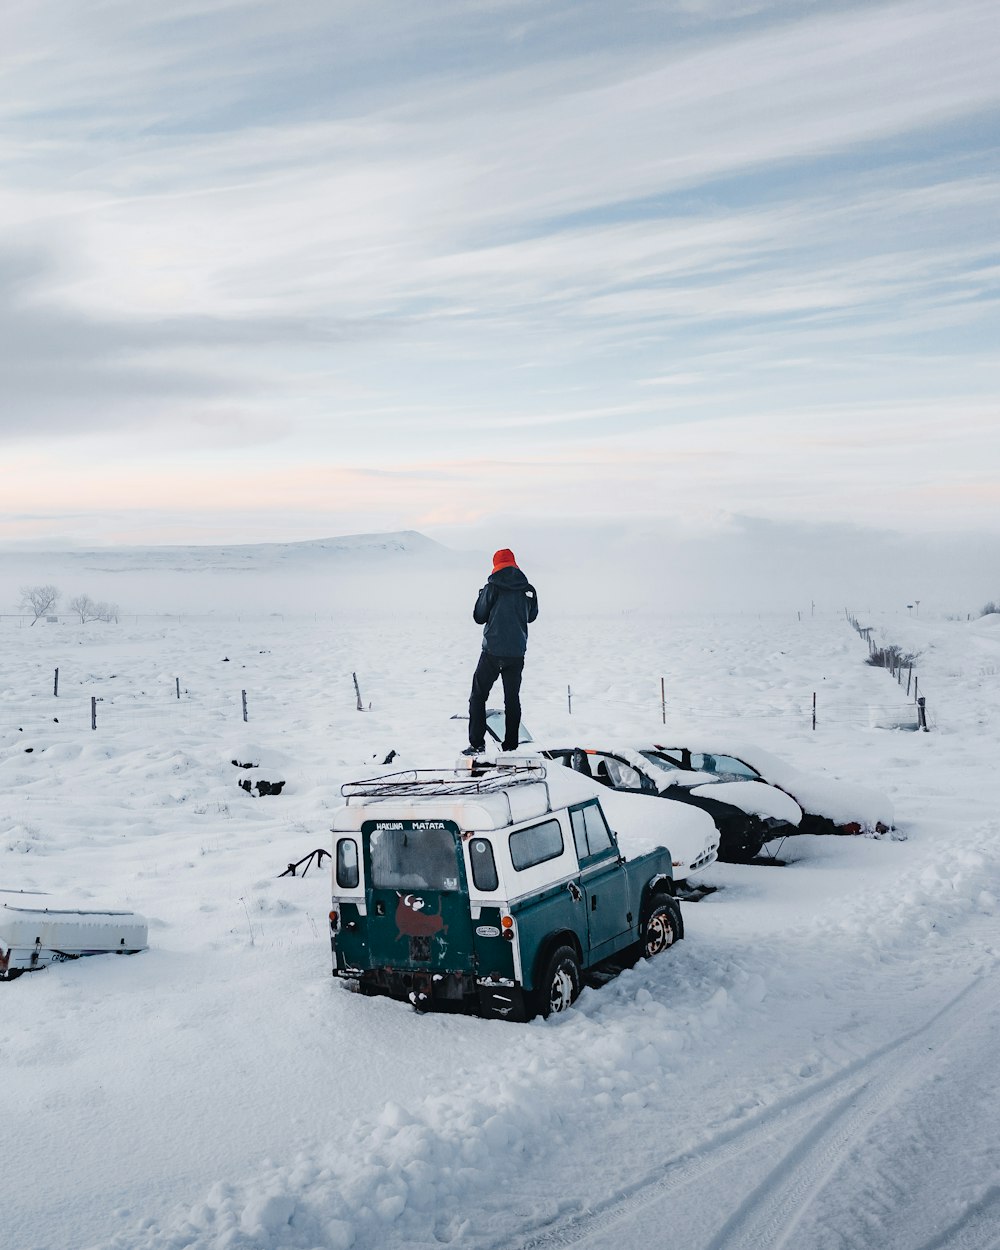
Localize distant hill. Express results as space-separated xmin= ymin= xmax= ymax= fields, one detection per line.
xmin=0 ymin=530 xmax=476 ymax=614
xmin=57 ymin=530 xmax=459 ymax=574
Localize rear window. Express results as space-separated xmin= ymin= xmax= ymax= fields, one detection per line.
xmin=370 ymin=826 xmax=460 ymax=891
xmin=469 ymin=838 xmax=499 ymax=891
xmin=336 ymin=838 xmax=360 ymax=889
xmin=509 ymin=819 xmax=564 ymax=872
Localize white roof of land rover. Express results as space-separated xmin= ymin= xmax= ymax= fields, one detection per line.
xmin=333 ymin=761 xmax=556 ymax=832
xmin=331 ymin=758 xmax=643 ymax=832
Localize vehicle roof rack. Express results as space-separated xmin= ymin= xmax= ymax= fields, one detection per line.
xmin=341 ymin=762 xmax=547 ymax=800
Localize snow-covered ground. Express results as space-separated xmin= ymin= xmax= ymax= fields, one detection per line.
xmin=2 ymin=606 xmax=999 ymax=1250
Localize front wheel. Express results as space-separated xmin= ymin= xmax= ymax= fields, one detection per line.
xmin=641 ymin=895 xmax=683 ymax=958
xmin=535 ymin=945 xmax=581 ymax=1018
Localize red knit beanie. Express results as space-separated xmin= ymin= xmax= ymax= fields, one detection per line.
xmin=492 ymin=548 xmax=517 ymax=572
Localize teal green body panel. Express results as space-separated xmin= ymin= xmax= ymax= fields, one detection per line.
xmin=334 ymin=900 xmax=368 ymax=971
xmin=580 ymin=854 xmax=633 ymax=957
xmin=470 ymin=905 xmax=517 ymax=981
xmin=511 ymin=848 xmax=674 ymax=989
xmin=510 ymin=881 xmax=588 ymax=992
xmin=355 ymin=820 xmax=475 ymax=974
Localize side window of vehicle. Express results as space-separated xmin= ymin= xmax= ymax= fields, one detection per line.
xmin=509 ymin=819 xmax=564 ymax=872
xmin=691 ymin=753 xmax=758 ymax=780
xmin=569 ymin=808 xmax=589 ymax=862
xmin=469 ymin=838 xmax=499 ymax=891
xmin=572 ymin=802 xmax=615 ymax=860
xmin=604 ymin=758 xmax=644 ymax=791
xmin=336 ymin=838 xmax=360 ymax=889
xmin=583 ymin=804 xmax=615 ymax=857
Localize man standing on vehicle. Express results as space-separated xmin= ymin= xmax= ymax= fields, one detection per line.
xmin=464 ymin=548 xmax=539 ymax=756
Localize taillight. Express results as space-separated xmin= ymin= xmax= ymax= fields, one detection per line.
xmin=329 ymin=909 xmax=338 ymax=930
xmin=501 ymin=914 xmax=514 ymax=941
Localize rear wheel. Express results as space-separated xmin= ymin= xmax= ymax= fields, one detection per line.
xmin=641 ymin=895 xmax=683 ymax=958
xmin=535 ymin=945 xmax=581 ymax=1018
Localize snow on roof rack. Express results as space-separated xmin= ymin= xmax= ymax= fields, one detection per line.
xmin=341 ymin=762 xmax=547 ymax=799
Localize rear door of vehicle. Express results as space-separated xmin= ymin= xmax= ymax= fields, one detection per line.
xmin=361 ymin=819 xmax=475 ymax=973
xmin=568 ymin=801 xmax=634 ymax=959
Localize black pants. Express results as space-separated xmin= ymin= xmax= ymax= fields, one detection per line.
xmin=469 ymin=652 xmax=524 ymax=751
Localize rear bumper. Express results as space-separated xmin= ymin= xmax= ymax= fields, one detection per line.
xmin=336 ymin=966 xmax=528 ymax=1021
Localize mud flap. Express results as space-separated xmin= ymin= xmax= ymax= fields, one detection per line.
xmin=478 ymin=982 xmax=528 ymax=1021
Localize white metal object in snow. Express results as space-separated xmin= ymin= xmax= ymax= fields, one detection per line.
xmin=0 ymin=896 xmax=148 ymax=979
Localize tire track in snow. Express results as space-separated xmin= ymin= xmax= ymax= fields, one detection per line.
xmin=913 ymin=1187 xmax=1000 ymax=1250
xmin=495 ymin=969 xmax=995 ymax=1250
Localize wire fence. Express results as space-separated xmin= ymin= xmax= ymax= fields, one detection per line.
xmin=0 ymin=678 xmax=929 ymax=745
xmin=1 ymin=609 xmax=933 ymax=747
xmin=538 ymin=682 xmax=927 ymax=732
xmin=845 ymin=609 xmax=929 ymax=730
xmin=0 ymin=685 xmax=254 ymax=740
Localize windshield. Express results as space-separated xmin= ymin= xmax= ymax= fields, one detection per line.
xmin=369 ymin=825 xmax=461 ymax=892
xmin=486 ymin=709 xmax=533 ymax=744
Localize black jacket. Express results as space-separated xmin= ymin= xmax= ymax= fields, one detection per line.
xmin=473 ymin=566 xmax=539 ymax=657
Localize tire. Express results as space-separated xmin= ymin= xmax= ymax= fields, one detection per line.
xmin=535 ymin=944 xmax=581 ymax=1018
xmin=717 ymin=816 xmax=765 ymax=863
xmin=640 ymin=895 xmax=683 ymax=959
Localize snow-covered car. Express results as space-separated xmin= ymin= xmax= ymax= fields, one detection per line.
xmin=648 ymin=741 xmax=894 ymax=836
xmin=542 ymin=745 xmax=802 ymax=862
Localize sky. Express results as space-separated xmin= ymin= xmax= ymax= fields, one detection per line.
xmin=1 ymin=0 xmax=998 ymax=550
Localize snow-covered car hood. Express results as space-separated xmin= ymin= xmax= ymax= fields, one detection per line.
xmin=686 ymin=779 xmax=803 ymax=825
xmin=652 ymin=737 xmax=895 ymax=830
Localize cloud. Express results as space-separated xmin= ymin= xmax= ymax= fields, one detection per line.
xmin=0 ymin=0 xmax=996 ymax=540
xmin=0 ymin=240 xmax=398 ymax=440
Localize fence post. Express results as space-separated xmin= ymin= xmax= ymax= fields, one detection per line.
xmin=660 ymin=677 xmax=666 ymax=725
xmin=917 ymin=696 xmax=928 ymax=732
xmin=91 ymin=696 xmax=97 ymax=731
xmin=906 ymin=665 xmax=912 ymax=696
xmin=241 ymin=690 xmax=248 ymax=723
xmin=812 ymin=691 xmax=816 ymax=731
xmin=913 ymin=675 xmax=919 ymax=704
xmin=353 ymin=673 xmax=364 ymax=711
xmin=567 ymin=685 xmax=572 ymax=715
xmin=53 ymin=667 xmax=59 ymax=697
xmin=176 ymin=677 xmax=181 ymax=699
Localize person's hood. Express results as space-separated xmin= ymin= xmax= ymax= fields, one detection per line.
xmin=488 ymin=566 xmax=531 ymax=590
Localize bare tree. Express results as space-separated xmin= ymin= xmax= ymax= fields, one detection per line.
xmin=95 ymin=601 xmax=120 ymax=623
xmin=68 ymin=594 xmax=100 ymax=623
xmin=19 ymin=584 xmax=60 ymax=625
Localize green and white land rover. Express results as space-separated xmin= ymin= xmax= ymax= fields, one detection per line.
xmin=329 ymin=760 xmax=682 ymax=1020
